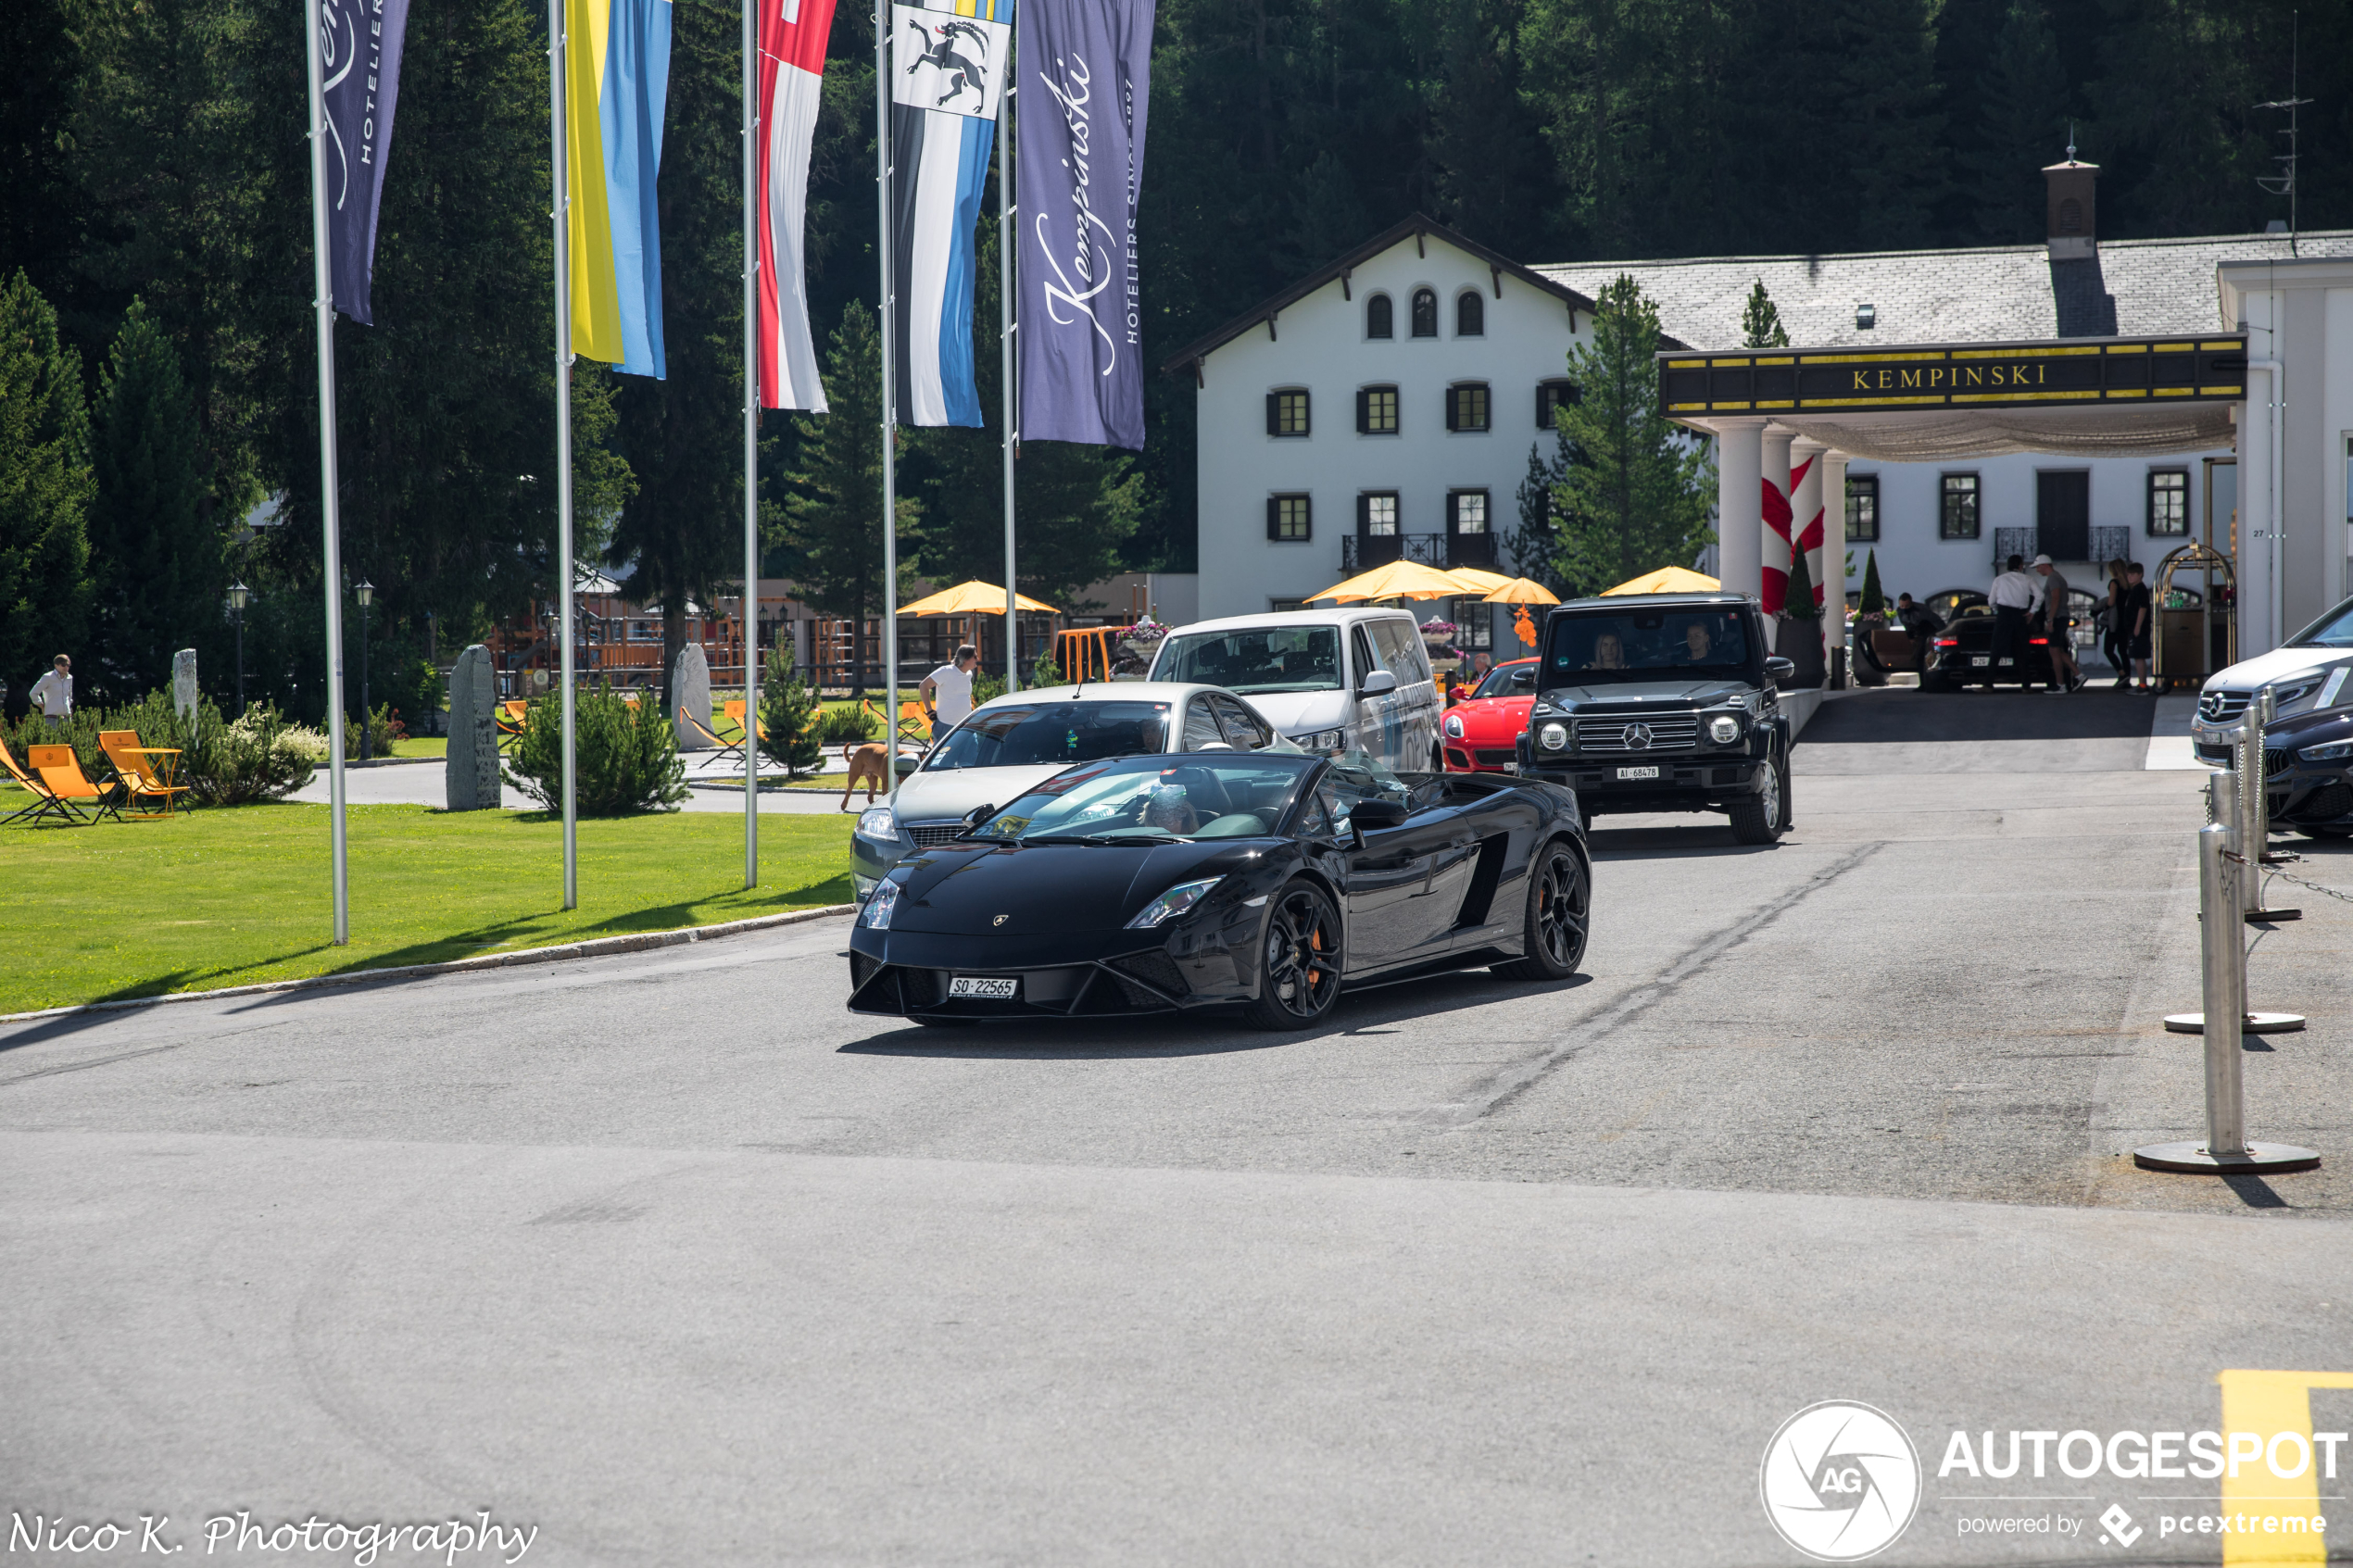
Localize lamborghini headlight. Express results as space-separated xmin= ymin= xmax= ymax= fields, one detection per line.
xmin=861 ymin=878 xmax=903 ymax=929
xmin=1126 ymin=876 xmax=1225 ymax=929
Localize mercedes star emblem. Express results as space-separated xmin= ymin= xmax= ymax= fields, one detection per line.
xmin=1621 ymin=722 xmax=1653 ymax=750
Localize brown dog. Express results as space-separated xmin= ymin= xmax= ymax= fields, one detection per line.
xmin=839 ymin=742 xmax=893 ymax=809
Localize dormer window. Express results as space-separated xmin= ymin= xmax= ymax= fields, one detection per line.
xmin=1410 ymin=288 xmax=1438 ymax=338
xmin=1455 ymin=291 xmax=1484 ymax=337
xmin=1365 ymin=293 xmax=1392 ymax=339
xmin=1856 ymin=303 xmax=1877 ymax=330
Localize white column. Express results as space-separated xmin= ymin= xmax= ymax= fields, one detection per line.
xmin=1819 ymin=449 xmax=1850 ymax=683
xmin=2237 ymin=386 xmax=2279 ymax=659
xmin=1761 ymin=428 xmax=1794 ymax=639
xmin=1716 ymin=420 xmax=1765 ymax=604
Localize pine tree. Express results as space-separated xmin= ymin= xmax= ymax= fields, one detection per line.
xmin=1742 ymin=281 xmax=1790 ymax=348
xmin=1860 ymin=549 xmax=1885 ymax=617
xmin=758 ymin=638 xmax=825 ymax=778
xmin=0 ymin=270 xmax=94 ymax=683
xmin=87 ymin=298 xmax=216 ymax=703
xmin=1550 ymin=276 xmax=1714 ymax=596
xmin=1963 ymin=0 xmax=2070 ymax=243
xmin=774 ymin=302 xmax=919 ymax=696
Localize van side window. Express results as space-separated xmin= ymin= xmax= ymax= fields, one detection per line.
xmin=1350 ymin=626 xmax=1379 ymax=689
xmin=1370 ymin=620 xmax=1430 ymax=684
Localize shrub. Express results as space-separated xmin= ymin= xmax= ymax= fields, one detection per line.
xmin=182 ymin=703 xmax=327 ymax=805
xmin=339 ymin=703 xmax=398 ymax=760
xmin=1859 ymin=549 xmax=1886 ymax=618
xmin=818 ymin=704 xmax=876 ymax=746
xmin=503 ymin=688 xmax=687 ymax=815
xmin=759 ymin=642 xmax=826 ymax=778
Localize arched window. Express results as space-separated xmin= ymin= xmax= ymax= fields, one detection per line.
xmin=1456 ymin=291 xmax=1484 ymax=337
xmin=1410 ymin=288 xmax=1438 ymax=338
xmin=1365 ymin=294 xmax=1392 ymax=339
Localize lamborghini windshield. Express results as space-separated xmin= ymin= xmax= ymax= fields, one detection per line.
xmin=971 ymin=754 xmax=1318 ymax=844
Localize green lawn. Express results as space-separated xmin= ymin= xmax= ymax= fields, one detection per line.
xmin=0 ymin=798 xmax=853 ymax=1014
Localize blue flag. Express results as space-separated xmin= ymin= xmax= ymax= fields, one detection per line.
xmin=318 ymin=0 xmax=410 ymax=325
xmin=1014 ymin=0 xmax=1153 ymax=449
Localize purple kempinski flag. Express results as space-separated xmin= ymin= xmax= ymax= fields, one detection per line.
xmin=1014 ymin=0 xmax=1153 ymax=449
xmin=319 ymin=0 xmax=410 ymax=324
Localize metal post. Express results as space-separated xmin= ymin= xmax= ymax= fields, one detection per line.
xmin=304 ymin=0 xmax=349 ymax=946
xmin=2167 ymin=769 xmax=2303 ymax=1035
xmin=741 ymin=0 xmax=760 ymax=889
xmin=359 ymin=593 xmax=371 ymax=759
xmin=548 ymin=0 xmax=578 ymax=909
xmin=1000 ymin=42 xmax=1018 ymax=693
xmin=2137 ymin=813 xmax=2319 ymax=1173
xmin=877 ymin=1 xmax=900 ymax=790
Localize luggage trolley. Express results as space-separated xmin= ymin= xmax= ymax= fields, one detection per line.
xmin=2152 ymin=542 xmax=2236 ymax=693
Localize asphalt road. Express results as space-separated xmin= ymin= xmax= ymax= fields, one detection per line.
xmin=7 ymin=690 xmax=2351 ymax=1566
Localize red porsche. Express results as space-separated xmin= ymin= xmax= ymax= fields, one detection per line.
xmin=1441 ymin=657 xmax=1540 ymax=774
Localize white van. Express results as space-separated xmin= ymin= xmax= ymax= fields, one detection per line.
xmin=1148 ymin=608 xmax=1444 ymax=772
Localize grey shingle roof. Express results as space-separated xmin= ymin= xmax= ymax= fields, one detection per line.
xmin=1534 ymin=231 xmax=2353 ymax=350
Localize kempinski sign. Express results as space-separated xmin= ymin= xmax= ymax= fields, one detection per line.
xmin=1658 ymin=334 xmax=2248 ymax=416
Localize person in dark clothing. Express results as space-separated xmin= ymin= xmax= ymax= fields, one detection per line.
xmin=2120 ymin=563 xmax=2155 ymax=689
xmin=2098 ymin=559 xmax=2129 ymax=681
xmin=1894 ymin=594 xmax=1943 ymax=675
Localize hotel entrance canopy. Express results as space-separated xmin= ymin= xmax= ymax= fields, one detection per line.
xmin=1658 ymin=333 xmax=2248 ymax=462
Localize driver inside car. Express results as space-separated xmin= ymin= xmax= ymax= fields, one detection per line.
xmin=1593 ymin=631 xmax=1627 ymax=670
xmin=1678 ymin=621 xmax=1713 ymax=662
xmin=1142 ymin=784 xmax=1200 ymax=834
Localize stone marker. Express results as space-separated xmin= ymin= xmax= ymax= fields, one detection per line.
xmin=446 ymin=644 xmax=500 ymax=810
xmin=171 ymin=649 xmax=198 ymax=724
xmin=673 ymin=643 xmax=712 ymax=749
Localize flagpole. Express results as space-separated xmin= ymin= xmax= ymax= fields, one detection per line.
xmin=1000 ymin=24 xmax=1017 ymax=692
xmin=740 ymin=0 xmax=760 ymax=889
xmin=548 ymin=0 xmax=578 ymax=910
xmin=305 ymin=0 xmax=350 ymax=946
xmin=876 ymin=0 xmax=899 ymax=771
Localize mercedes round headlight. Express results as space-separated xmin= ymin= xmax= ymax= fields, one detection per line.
xmin=1126 ymin=876 xmax=1225 ymax=929
xmin=854 ymin=806 xmax=898 ymax=843
xmin=1708 ymin=715 xmax=1741 ymax=745
xmin=2298 ymin=739 xmax=2353 ymax=762
xmin=1538 ymin=721 xmax=1568 ymax=751
xmin=860 ymin=878 xmax=903 ymax=929
xmin=1443 ymin=713 xmax=1465 ymax=739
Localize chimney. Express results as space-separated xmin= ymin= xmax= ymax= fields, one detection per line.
xmin=2044 ymin=138 xmax=2098 ymax=261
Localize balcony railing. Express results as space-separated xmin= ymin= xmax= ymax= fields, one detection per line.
xmin=1340 ymin=532 xmax=1496 ymax=574
xmin=1992 ymin=525 xmax=2128 ymax=569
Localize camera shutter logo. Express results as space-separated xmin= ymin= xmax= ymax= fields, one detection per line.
xmin=1758 ymin=1400 xmax=1920 ymax=1561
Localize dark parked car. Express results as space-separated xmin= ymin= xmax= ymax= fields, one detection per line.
xmin=1922 ymin=593 xmax=2082 ymax=691
xmin=847 ymin=749 xmax=1589 ymax=1030
xmin=1514 ymin=593 xmax=1795 ymax=844
xmin=2246 ymin=704 xmax=2353 ymax=840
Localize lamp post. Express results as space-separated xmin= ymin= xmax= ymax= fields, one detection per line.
xmin=355 ymin=579 xmax=374 ymax=760
xmin=227 ymin=582 xmax=249 ymax=718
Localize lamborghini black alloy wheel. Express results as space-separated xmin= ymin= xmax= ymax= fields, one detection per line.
xmin=1496 ymin=840 xmax=1588 ymax=981
xmin=1243 ymin=882 xmax=1342 ymax=1029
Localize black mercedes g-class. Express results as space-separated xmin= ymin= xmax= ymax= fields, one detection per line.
xmin=1514 ymin=593 xmax=1797 ymax=844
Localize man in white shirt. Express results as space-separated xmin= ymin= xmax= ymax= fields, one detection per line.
xmin=29 ymin=654 xmax=72 ymax=724
xmin=1988 ymin=554 xmax=2037 ymax=684
xmin=921 ymin=644 xmax=980 ymax=737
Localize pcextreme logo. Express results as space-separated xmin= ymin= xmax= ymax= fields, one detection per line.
xmin=1759 ymin=1401 xmax=1923 ymax=1562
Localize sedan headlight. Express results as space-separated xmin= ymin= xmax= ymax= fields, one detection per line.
xmin=1538 ymin=721 xmax=1568 ymax=751
xmin=1290 ymin=728 xmax=1347 ymax=753
xmin=1707 ymin=715 xmax=1742 ymax=745
xmin=1442 ymin=713 xmax=1465 ymax=739
xmin=2298 ymin=739 xmax=2353 ymax=762
xmin=854 ymin=806 xmax=898 ymax=843
xmin=1126 ymin=876 xmax=1225 ymax=929
xmin=861 ymin=877 xmax=904 ymax=928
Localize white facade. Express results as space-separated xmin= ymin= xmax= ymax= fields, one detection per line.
xmin=1189 ymin=230 xmax=1594 ymax=624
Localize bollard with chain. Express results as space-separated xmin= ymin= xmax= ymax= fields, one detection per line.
xmin=2137 ymin=808 xmax=2320 ymax=1173
xmin=2168 ymin=771 xmax=2304 ymax=1035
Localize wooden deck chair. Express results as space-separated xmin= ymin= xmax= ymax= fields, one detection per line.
xmin=496 ymin=700 xmax=529 ymax=751
xmin=99 ymin=730 xmax=192 ymax=816
xmin=678 ymin=706 xmax=746 ymax=765
xmin=28 ymin=745 xmax=126 ymax=824
xmin=0 ymin=734 xmax=79 ymax=826
xmin=896 ymin=700 xmax=932 ymax=746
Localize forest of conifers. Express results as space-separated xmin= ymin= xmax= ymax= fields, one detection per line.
xmin=2 ymin=0 xmax=2342 ymax=713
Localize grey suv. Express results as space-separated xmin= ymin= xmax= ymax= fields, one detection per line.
xmin=1515 ymin=593 xmax=1796 ymax=844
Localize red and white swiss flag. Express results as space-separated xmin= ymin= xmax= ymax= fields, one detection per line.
xmin=758 ymin=0 xmax=837 ymax=409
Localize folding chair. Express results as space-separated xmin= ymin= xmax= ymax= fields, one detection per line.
xmin=678 ymin=706 xmax=746 ymax=766
xmin=496 ymin=700 xmax=529 ymax=752
xmin=28 ymin=746 xmax=127 ymax=824
xmin=0 ymin=734 xmax=79 ymax=826
xmin=897 ymin=701 xmax=933 ymax=748
xmin=100 ymin=730 xmax=193 ymax=817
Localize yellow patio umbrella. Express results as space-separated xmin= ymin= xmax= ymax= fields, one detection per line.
xmin=1478 ymin=576 xmax=1561 ymax=605
xmin=1442 ymin=566 xmax=1514 ymax=595
xmin=1600 ymin=565 xmax=1718 ymax=596
xmin=897 ymin=579 xmax=1059 ymax=616
xmin=1307 ymin=558 xmax=1466 ymax=604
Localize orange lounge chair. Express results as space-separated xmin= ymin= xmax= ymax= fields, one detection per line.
xmin=678 ymin=706 xmax=746 ymax=766
xmin=1 ymin=734 xmax=78 ymax=826
xmin=28 ymin=745 xmax=127 ymax=824
xmin=496 ymin=700 xmax=529 ymax=751
xmin=99 ymin=730 xmax=192 ymax=817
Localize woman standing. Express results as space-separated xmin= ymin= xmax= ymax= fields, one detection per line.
xmin=2100 ymin=558 xmax=2130 ymax=687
